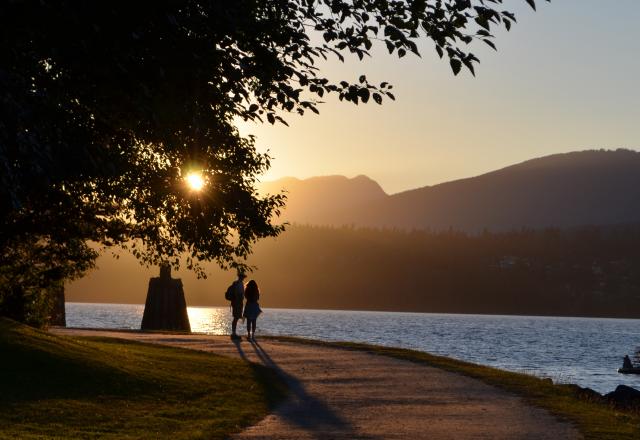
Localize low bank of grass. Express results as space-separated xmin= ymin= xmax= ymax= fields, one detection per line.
xmin=0 ymin=319 xmax=286 ymax=440
xmin=269 ymin=336 xmax=640 ymax=440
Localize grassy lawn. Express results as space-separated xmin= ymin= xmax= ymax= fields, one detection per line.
xmin=269 ymin=336 xmax=640 ymax=440
xmin=0 ymin=319 xmax=286 ymax=440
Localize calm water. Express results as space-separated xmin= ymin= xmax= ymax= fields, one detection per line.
xmin=66 ymin=302 xmax=640 ymax=394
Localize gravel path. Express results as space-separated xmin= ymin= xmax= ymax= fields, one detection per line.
xmin=52 ymin=329 xmax=581 ymax=439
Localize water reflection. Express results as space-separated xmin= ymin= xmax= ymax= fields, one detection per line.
xmin=187 ymin=306 xmax=228 ymax=334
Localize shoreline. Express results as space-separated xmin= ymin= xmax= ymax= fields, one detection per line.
xmin=275 ymin=336 xmax=640 ymax=440
xmin=63 ymin=302 xmax=640 ymax=396
xmin=55 ymin=325 xmax=640 ymax=405
xmin=53 ymin=328 xmax=640 ymax=439
xmin=65 ymin=302 xmax=640 ymax=321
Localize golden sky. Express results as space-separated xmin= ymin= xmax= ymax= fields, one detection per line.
xmin=68 ymin=1 xmax=640 ymax=304
xmin=239 ymin=0 xmax=640 ymax=194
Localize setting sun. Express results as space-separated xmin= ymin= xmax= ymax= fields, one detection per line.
xmin=185 ymin=171 xmax=205 ymax=191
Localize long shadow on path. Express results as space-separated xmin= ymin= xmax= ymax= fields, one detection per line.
xmin=232 ymin=339 xmax=363 ymax=439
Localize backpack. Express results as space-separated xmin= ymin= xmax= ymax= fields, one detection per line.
xmin=224 ymin=282 xmax=235 ymax=301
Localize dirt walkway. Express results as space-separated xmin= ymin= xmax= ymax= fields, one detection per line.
xmin=52 ymin=329 xmax=581 ymax=439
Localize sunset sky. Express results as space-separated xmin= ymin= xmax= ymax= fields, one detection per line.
xmin=239 ymin=0 xmax=640 ymax=194
xmin=67 ymin=0 xmax=640 ymax=303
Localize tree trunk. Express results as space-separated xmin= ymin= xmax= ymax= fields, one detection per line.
xmin=49 ymin=284 xmax=66 ymax=327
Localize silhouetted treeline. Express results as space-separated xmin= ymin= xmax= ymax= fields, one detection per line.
xmin=246 ymin=224 xmax=640 ymax=318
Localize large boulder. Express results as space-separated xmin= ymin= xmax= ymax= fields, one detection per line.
xmin=604 ymin=385 xmax=640 ymax=408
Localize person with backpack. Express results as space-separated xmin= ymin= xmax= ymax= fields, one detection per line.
xmin=225 ymin=271 xmax=246 ymax=340
xmin=243 ymin=280 xmax=262 ymax=341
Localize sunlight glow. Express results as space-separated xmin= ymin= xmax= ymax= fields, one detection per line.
xmin=186 ymin=307 xmax=228 ymax=334
xmin=185 ymin=171 xmax=205 ymax=191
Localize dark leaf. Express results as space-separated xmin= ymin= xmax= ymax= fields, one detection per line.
xmin=385 ymin=40 xmax=395 ymax=54
xmin=358 ymin=88 xmax=370 ymax=103
xmin=450 ymin=58 xmax=462 ymax=76
xmin=483 ymin=39 xmax=497 ymax=50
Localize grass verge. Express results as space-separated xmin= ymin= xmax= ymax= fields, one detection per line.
xmin=0 ymin=319 xmax=286 ymax=440
xmin=268 ymin=336 xmax=640 ymax=440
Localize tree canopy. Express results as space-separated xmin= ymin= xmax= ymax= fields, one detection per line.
xmin=0 ymin=0 xmax=545 ymax=324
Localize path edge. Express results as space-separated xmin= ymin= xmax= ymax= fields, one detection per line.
xmin=262 ymin=335 xmax=638 ymax=440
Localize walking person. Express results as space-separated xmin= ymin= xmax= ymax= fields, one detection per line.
xmin=243 ymin=280 xmax=262 ymax=341
xmin=227 ymin=271 xmax=246 ymax=340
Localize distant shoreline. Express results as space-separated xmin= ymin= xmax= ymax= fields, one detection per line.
xmin=65 ymin=301 xmax=640 ymax=321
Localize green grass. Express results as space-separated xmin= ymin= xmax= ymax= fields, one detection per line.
xmin=3 ymin=320 xmax=636 ymax=439
xmin=268 ymin=336 xmax=640 ymax=440
xmin=0 ymin=319 xmax=286 ymax=440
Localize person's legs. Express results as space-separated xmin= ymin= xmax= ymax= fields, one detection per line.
xmin=232 ymin=317 xmax=238 ymax=336
xmin=231 ymin=301 xmax=243 ymax=339
xmin=250 ymin=319 xmax=256 ymax=337
xmin=246 ymin=319 xmax=251 ymax=339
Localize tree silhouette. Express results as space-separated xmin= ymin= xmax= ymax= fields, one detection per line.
xmin=0 ymin=0 xmax=545 ymax=324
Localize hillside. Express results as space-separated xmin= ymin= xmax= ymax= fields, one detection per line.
xmin=258 ymin=174 xmax=387 ymax=225
xmin=263 ymin=150 xmax=640 ymax=232
xmin=66 ymin=149 xmax=640 ymax=316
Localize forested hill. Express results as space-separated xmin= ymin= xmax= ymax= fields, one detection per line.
xmin=68 ymin=224 xmax=640 ymax=318
xmin=262 ymin=149 xmax=640 ymax=232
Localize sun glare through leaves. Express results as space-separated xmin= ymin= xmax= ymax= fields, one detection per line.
xmin=185 ymin=171 xmax=205 ymax=191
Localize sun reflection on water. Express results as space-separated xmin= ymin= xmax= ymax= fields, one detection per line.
xmin=187 ymin=306 xmax=230 ymax=334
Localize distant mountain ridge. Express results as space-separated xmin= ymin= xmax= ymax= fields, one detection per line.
xmin=259 ymin=174 xmax=387 ymax=225
xmin=261 ymin=149 xmax=640 ymax=232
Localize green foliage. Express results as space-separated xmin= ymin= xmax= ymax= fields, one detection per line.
xmin=0 ymin=1 xmax=545 ymax=322
xmin=0 ymin=237 xmax=96 ymax=327
xmin=0 ymin=319 xmax=286 ymax=439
